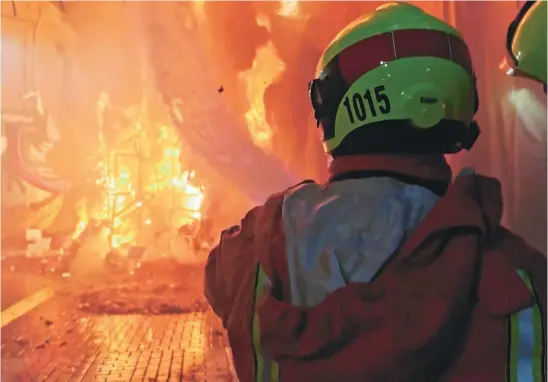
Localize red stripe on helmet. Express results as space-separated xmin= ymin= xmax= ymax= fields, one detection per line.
xmin=337 ymin=29 xmax=473 ymax=85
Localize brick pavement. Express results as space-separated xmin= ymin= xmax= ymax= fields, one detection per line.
xmin=1 ymin=296 xmax=237 ymax=382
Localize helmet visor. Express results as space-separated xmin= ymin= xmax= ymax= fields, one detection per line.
xmin=308 ymin=79 xmax=324 ymax=115
xmin=308 ymin=77 xmax=339 ymax=140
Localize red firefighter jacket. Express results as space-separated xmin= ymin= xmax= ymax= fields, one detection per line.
xmin=205 ymin=155 xmax=546 ymax=382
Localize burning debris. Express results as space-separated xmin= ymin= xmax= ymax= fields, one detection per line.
xmin=75 ymin=262 xmax=208 ymax=315
xmin=70 ymin=92 xmax=208 ymax=270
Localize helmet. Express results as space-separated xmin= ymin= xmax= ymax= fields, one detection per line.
xmin=308 ymin=2 xmax=480 ymax=155
xmin=502 ymin=1 xmax=547 ymax=90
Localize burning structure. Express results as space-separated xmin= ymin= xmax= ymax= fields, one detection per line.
xmin=0 ymin=1 xmax=312 ymax=267
xmin=1 ymin=2 xmax=217 ymax=265
xmin=71 ymin=92 xmax=205 ymax=256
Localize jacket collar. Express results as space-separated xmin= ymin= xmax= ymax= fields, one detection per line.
xmin=329 ymin=154 xmax=452 ymax=183
xmin=328 ymin=154 xmax=453 ymax=196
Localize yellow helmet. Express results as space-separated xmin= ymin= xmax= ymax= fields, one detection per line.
xmin=502 ymin=1 xmax=547 ymax=91
xmin=309 ymin=3 xmax=480 ymax=156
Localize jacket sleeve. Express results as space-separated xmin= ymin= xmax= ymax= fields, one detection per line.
xmin=257 ymin=229 xmax=483 ymax=381
xmin=495 ymin=227 xmax=547 ymax=319
xmin=204 ymin=207 xmax=259 ymax=324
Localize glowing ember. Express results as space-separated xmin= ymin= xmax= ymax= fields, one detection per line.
xmin=239 ymin=33 xmax=286 ymax=152
xmin=278 ymin=0 xmax=300 ymax=19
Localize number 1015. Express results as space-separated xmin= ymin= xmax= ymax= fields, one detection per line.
xmin=342 ymin=85 xmax=392 ymax=123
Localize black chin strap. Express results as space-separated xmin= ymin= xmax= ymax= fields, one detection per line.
xmin=462 ymin=121 xmax=481 ymax=151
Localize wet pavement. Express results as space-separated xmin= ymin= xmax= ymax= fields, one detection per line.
xmin=1 ymin=263 xmax=237 ymax=382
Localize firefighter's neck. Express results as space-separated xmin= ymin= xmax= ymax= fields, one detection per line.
xmin=328 ymin=154 xmax=452 ymax=196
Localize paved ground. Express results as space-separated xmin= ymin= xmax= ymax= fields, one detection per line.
xmin=1 ymin=271 xmax=237 ymax=382
xmin=1 ymin=271 xmax=56 ymax=310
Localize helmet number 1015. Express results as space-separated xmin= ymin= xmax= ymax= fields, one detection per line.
xmin=342 ymin=85 xmax=392 ymax=124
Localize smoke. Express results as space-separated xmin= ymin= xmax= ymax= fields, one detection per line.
xmin=199 ymin=2 xmax=401 ymax=179
xmin=141 ymin=1 xmax=390 ymax=182
xmin=140 ymin=2 xmax=302 ymax=204
xmin=201 ymin=2 xmax=270 ymax=73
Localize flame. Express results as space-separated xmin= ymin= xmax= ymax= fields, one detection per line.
xmin=239 ymin=34 xmax=286 ymax=152
xmin=192 ymin=0 xmax=206 ymax=20
xmin=278 ymin=0 xmax=301 ymax=19
xmin=72 ymin=109 xmax=204 ymax=251
xmin=72 ymin=201 xmax=89 ymax=240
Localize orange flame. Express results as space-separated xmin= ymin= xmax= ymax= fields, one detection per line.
xmin=73 ymin=113 xmax=204 ymax=250
xmin=278 ymin=0 xmax=301 ymax=19
xmin=239 ymin=14 xmax=286 ymax=152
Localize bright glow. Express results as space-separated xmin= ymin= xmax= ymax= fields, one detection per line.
xmin=192 ymin=0 xmax=206 ymax=20
xmin=239 ymin=39 xmax=286 ymax=152
xmin=278 ymin=0 xmax=300 ymax=18
xmin=256 ymin=13 xmax=271 ymax=32
xmin=506 ymin=88 xmax=547 ymax=142
xmin=72 ymin=94 xmax=205 ymax=250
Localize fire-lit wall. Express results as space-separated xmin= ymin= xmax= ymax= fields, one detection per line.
xmin=1 ymin=1 xmax=75 ymax=113
xmin=1 ymin=1 xmax=78 ymax=239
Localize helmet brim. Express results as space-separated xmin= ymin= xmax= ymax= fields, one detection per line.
xmin=500 ymin=55 xmax=544 ymax=84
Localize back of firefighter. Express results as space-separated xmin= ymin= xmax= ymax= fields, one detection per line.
xmin=205 ymin=3 xmax=547 ymax=381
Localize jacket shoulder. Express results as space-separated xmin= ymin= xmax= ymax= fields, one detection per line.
xmin=221 ymin=180 xmax=317 ymax=240
xmin=266 ymin=179 xmax=316 ymax=202
xmin=491 ymin=226 xmax=546 ymax=271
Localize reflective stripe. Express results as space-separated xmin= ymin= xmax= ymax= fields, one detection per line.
xmin=508 ymin=270 xmax=545 ymax=382
xmin=251 ymin=264 xmax=279 ymax=382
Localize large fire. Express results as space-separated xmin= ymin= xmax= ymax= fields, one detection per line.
xmin=238 ymin=14 xmax=286 ymax=153
xmin=67 ymin=0 xmax=310 ymax=256
xmin=72 ymin=105 xmax=204 ymax=253
xmin=72 ymin=2 xmax=293 ymax=255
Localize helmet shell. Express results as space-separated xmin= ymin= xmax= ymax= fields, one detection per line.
xmin=505 ymin=1 xmax=547 ymax=84
xmin=315 ymin=2 xmax=476 ymax=153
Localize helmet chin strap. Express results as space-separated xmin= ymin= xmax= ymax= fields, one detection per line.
xmin=462 ymin=121 xmax=481 ymax=151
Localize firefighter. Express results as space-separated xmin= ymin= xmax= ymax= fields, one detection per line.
xmin=205 ymin=3 xmax=546 ymax=381
xmin=502 ymin=0 xmax=547 ymax=92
